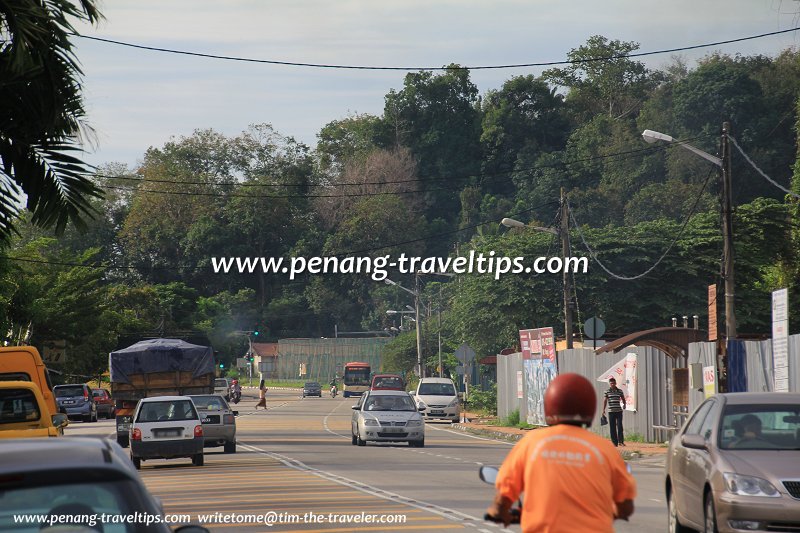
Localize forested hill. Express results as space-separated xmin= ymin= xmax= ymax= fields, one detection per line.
xmin=4 ymin=36 xmax=800 ymax=375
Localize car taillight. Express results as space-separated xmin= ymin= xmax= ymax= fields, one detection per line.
xmin=194 ymin=425 xmax=203 ymax=437
xmin=223 ymin=414 xmax=235 ymax=425
xmin=131 ymin=428 xmax=142 ymax=441
xmin=83 ymin=390 xmax=89 ymax=401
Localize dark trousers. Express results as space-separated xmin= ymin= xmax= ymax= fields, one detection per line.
xmin=609 ymin=411 xmax=624 ymax=445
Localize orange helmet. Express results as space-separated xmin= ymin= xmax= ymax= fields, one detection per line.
xmin=544 ymin=373 xmax=596 ymax=426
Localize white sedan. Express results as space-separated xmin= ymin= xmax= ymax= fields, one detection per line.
xmin=351 ymin=390 xmax=425 ymax=447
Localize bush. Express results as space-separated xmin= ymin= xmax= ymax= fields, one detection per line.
xmin=467 ymin=383 xmax=497 ymax=415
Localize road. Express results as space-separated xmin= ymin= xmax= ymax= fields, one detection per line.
xmin=65 ymin=389 xmax=669 ymax=532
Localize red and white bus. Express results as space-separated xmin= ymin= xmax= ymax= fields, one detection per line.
xmin=342 ymin=361 xmax=371 ymax=398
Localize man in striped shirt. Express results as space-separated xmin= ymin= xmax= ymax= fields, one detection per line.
xmin=602 ymin=378 xmax=626 ymax=447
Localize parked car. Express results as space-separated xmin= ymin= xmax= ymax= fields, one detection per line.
xmin=351 ymin=390 xmax=425 ymax=447
xmin=129 ymin=396 xmax=204 ymax=469
xmin=92 ymin=388 xmax=115 ymax=419
xmin=370 ymin=374 xmax=405 ymax=391
xmin=0 ymin=381 xmax=68 ymax=438
xmin=666 ymin=392 xmax=800 ymax=533
xmin=214 ymin=377 xmax=231 ymax=401
xmin=411 ymin=377 xmax=460 ymax=422
xmin=302 ymin=381 xmax=322 ymax=398
xmin=0 ymin=437 xmax=210 ymax=532
xmin=53 ymin=383 xmax=97 ymax=422
xmin=189 ymin=394 xmax=237 ymax=453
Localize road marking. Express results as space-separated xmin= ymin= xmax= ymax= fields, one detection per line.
xmin=238 ymin=442 xmax=481 ymax=524
xmin=427 ymin=424 xmax=515 ymax=446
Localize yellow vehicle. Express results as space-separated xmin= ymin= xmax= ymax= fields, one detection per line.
xmin=0 ymin=346 xmax=59 ymax=416
xmin=0 ymin=381 xmax=68 ymax=438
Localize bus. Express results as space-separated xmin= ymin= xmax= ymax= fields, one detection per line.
xmin=342 ymin=361 xmax=371 ymax=398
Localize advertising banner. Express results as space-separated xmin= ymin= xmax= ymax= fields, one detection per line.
xmin=597 ymin=353 xmax=637 ymax=412
xmin=520 ymin=327 xmax=558 ymax=425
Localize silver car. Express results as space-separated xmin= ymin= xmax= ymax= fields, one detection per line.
xmin=666 ymin=392 xmax=800 ymax=533
xmin=351 ymin=390 xmax=425 ymax=447
xmin=190 ymin=394 xmax=237 ymax=453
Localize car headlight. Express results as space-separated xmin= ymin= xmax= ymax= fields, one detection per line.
xmin=406 ymin=420 xmax=423 ymax=427
xmin=723 ymin=473 xmax=780 ymax=497
xmin=447 ymin=399 xmax=458 ymax=408
xmin=363 ymin=419 xmax=379 ymax=426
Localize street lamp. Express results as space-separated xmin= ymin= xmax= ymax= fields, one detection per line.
xmin=502 ymin=188 xmax=573 ymax=348
xmin=385 ymin=278 xmax=423 ymax=377
xmin=641 ymin=126 xmax=735 ymax=339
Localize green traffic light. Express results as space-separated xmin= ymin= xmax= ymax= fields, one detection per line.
xmin=219 ymin=363 xmax=224 ymax=368
xmin=253 ymin=330 xmax=260 ymax=336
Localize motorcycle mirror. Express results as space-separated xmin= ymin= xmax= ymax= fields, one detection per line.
xmin=479 ymin=466 xmax=499 ymax=485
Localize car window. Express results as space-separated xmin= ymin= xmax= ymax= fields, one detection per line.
xmin=720 ymin=404 xmax=800 ymax=450
xmin=136 ymin=400 xmax=197 ymax=422
xmin=190 ymin=396 xmax=229 ymax=410
xmin=698 ymin=400 xmax=720 ymax=440
xmin=54 ymin=386 xmax=84 ymax=397
xmin=363 ymin=395 xmax=416 ymax=411
xmin=0 ymin=388 xmax=41 ymax=424
xmin=92 ymin=390 xmax=106 ymax=398
xmin=0 ymin=372 xmax=31 ymax=382
xmin=684 ymin=400 xmax=714 ymax=436
xmin=214 ymin=379 xmax=228 ymax=387
xmin=418 ymin=383 xmax=455 ymax=396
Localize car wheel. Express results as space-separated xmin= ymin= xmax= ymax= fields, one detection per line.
xmin=192 ymin=453 xmax=204 ymax=466
xmin=117 ymin=435 xmax=129 ymax=448
xmin=356 ymin=433 xmax=366 ymax=446
xmin=410 ymin=439 xmax=424 ymax=448
xmin=667 ymin=484 xmax=690 ymax=533
xmin=224 ymin=440 xmax=236 ymax=454
xmin=351 ymin=433 xmax=357 ymax=445
xmin=83 ymin=413 xmax=91 ymax=423
xmin=91 ymin=409 xmax=98 ymax=423
xmin=131 ymin=454 xmax=141 ymax=470
xmin=704 ymin=491 xmax=718 ymax=533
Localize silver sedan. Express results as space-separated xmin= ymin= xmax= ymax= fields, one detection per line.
xmin=190 ymin=394 xmax=237 ymax=453
xmin=351 ymin=390 xmax=425 ymax=447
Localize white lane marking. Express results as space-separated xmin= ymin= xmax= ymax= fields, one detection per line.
xmin=427 ymin=423 xmax=515 ymax=446
xmin=323 ymin=400 xmax=351 ymax=439
xmin=238 ymin=442 xmax=481 ymax=524
xmin=649 ymin=498 xmax=662 ymax=503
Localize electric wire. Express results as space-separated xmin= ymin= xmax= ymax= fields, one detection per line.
xmin=728 ymin=135 xmax=800 ymax=199
xmin=569 ymin=166 xmax=716 ymax=281
xmin=73 ymin=26 xmax=800 ymax=71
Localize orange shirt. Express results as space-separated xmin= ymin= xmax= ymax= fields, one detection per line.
xmin=495 ymin=424 xmax=636 ymax=533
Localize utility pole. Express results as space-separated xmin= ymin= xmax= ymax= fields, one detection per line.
xmin=415 ymin=273 xmax=424 ymax=378
xmin=721 ymin=122 xmax=736 ymax=339
xmin=560 ymin=188 xmax=573 ymax=348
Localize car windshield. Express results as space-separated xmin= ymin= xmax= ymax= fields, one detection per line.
xmin=214 ymin=379 xmax=228 ymax=387
xmin=719 ymin=404 xmax=800 ymax=450
xmin=0 ymin=388 xmax=40 ymax=424
xmin=136 ymin=400 xmax=197 ymax=422
xmin=375 ymin=377 xmax=403 ymax=388
xmin=190 ymin=396 xmax=228 ymax=410
xmin=0 ymin=477 xmax=155 ymax=532
xmin=363 ymin=395 xmax=416 ymax=412
xmin=92 ymin=390 xmax=105 ymax=398
xmin=54 ymin=386 xmax=84 ymax=398
xmin=418 ymin=383 xmax=455 ymax=396
xmin=305 ymin=382 xmax=319 ymax=387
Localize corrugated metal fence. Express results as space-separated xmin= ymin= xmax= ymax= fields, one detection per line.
xmin=275 ymin=338 xmax=390 ymax=381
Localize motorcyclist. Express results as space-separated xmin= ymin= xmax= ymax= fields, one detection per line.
xmin=329 ymin=377 xmax=337 ymax=397
xmin=486 ymin=373 xmax=636 ymax=532
xmin=231 ymin=379 xmax=242 ymax=401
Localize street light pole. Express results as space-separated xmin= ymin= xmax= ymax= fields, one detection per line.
xmin=415 ymin=273 xmax=424 ymax=378
xmin=560 ymin=188 xmax=573 ymax=349
xmin=720 ymin=122 xmax=736 ymax=338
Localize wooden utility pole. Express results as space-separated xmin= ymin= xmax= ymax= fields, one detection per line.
xmin=721 ymin=122 xmax=736 ymax=339
xmin=561 ymin=188 xmax=573 ymax=348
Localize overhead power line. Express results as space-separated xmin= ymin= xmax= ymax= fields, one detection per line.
xmin=73 ymin=26 xmax=800 ymax=71
xmin=728 ymin=135 xmax=800 ymax=200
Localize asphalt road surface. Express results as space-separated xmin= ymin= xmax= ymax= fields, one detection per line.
xmin=65 ymin=389 xmax=669 ymax=532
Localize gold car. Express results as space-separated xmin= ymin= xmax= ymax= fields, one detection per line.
xmin=666 ymin=392 xmax=800 ymax=533
xmin=0 ymin=381 xmax=68 ymax=438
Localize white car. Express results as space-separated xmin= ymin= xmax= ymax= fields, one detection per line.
xmin=412 ymin=377 xmax=460 ymax=422
xmin=351 ymin=390 xmax=425 ymax=447
xmin=214 ymin=378 xmax=231 ymax=401
xmin=129 ymin=396 xmax=205 ymax=469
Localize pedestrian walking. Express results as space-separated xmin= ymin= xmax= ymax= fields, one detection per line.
xmin=255 ymin=379 xmax=267 ymax=409
xmin=601 ymin=377 xmax=626 ymax=447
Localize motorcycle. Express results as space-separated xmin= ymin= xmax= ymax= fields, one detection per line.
xmin=231 ymin=389 xmax=241 ymax=404
xmin=480 ymin=466 xmax=521 ymax=525
xmin=330 ymin=385 xmax=337 ymax=398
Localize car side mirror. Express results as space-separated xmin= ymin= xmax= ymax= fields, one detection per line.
xmin=418 ymin=406 xmax=426 ymax=411
xmin=409 ymin=391 xmax=415 ymax=395
xmin=351 ymin=405 xmax=359 ymax=410
xmin=681 ymin=433 xmax=708 ymax=450
xmin=52 ymin=413 xmax=69 ymax=428
xmin=232 ymin=411 xmax=239 ymax=417
xmin=479 ymin=466 xmax=499 ymax=485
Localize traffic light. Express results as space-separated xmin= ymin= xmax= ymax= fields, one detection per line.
xmin=248 ymin=355 xmax=254 ymax=362
xmin=219 ymin=362 xmax=225 ymax=369
xmin=253 ymin=329 xmax=260 ymax=337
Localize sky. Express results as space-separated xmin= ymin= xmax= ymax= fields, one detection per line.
xmin=72 ymin=0 xmax=800 ymax=169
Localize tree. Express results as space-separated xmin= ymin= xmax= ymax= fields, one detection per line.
xmin=0 ymin=0 xmax=103 ymax=243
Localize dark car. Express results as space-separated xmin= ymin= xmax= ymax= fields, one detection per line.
xmin=666 ymin=392 xmax=800 ymax=533
xmin=371 ymin=374 xmax=405 ymax=391
xmin=53 ymin=383 xmax=97 ymax=422
xmin=303 ymin=382 xmax=322 ymax=398
xmin=0 ymin=437 xmax=209 ymax=532
xmin=92 ymin=388 xmax=115 ymax=419
xmin=190 ymin=394 xmax=237 ymax=453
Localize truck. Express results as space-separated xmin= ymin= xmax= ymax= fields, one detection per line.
xmin=110 ymin=338 xmax=215 ymax=448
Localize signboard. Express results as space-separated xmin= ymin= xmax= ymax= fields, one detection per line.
xmin=519 ymin=328 xmax=555 ymax=362
xmin=520 ymin=327 xmax=557 ymax=425
xmin=41 ymin=340 xmax=66 ymax=364
xmin=455 ymin=343 xmax=476 ymax=364
xmin=597 ymin=353 xmax=637 ymax=412
xmin=237 ymin=357 xmax=248 ymax=368
xmin=772 ymin=288 xmax=789 ymax=392
xmin=584 ymin=316 xmax=606 ymax=339
xmin=702 ymin=366 xmax=717 ymax=398
xmin=708 ymin=284 xmax=717 ymax=341
xmin=516 ymin=371 xmax=523 ymax=399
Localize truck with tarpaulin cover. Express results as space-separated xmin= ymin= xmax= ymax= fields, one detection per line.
xmin=110 ymin=338 xmax=215 ymax=447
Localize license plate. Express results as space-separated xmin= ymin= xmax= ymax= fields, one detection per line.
xmin=381 ymin=427 xmax=402 ymax=433
xmin=62 ymin=400 xmax=75 ymax=405
xmin=202 ymin=416 xmax=220 ymax=424
xmin=154 ymin=429 xmax=180 ymax=438
xmin=430 ymin=410 xmax=444 ymax=415
xmin=118 ymin=423 xmax=129 ymax=432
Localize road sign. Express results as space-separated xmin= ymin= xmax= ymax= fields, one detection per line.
xmin=237 ymin=357 xmax=248 ymax=368
xmin=455 ymin=343 xmax=476 ymax=364
xmin=42 ymin=340 xmax=66 ymax=363
xmin=584 ymin=317 xmax=606 ymax=339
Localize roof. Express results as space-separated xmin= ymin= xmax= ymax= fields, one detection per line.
xmin=138 ymin=395 xmax=193 ymax=402
xmin=419 ymin=377 xmax=455 ymax=384
xmin=0 ymin=437 xmax=134 ymax=475
xmin=366 ymin=390 xmax=412 ymax=396
xmin=719 ymin=392 xmax=800 ymax=405
xmin=594 ymin=327 xmax=708 ymax=359
xmin=478 ymin=355 xmax=497 ymax=365
xmin=252 ymin=342 xmax=278 ymax=357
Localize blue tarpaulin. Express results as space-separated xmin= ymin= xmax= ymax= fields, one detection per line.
xmin=727 ymin=339 xmax=747 ymax=392
xmin=109 ymin=338 xmax=214 ymax=385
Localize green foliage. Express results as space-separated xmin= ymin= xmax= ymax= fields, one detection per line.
xmin=467 ymin=384 xmax=497 ymax=416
